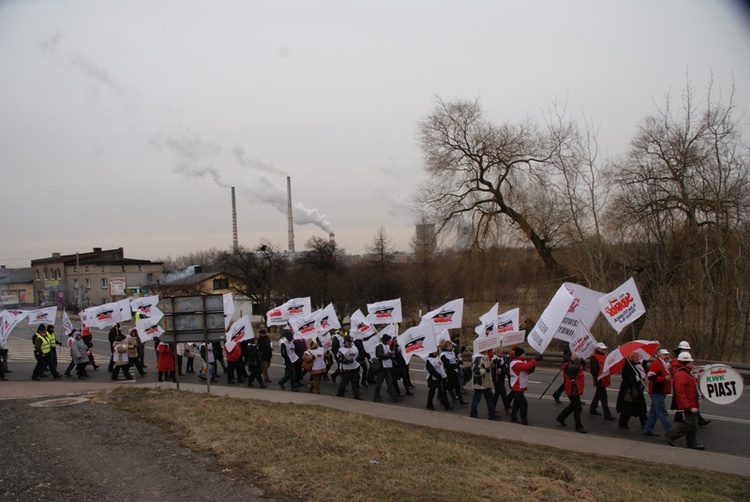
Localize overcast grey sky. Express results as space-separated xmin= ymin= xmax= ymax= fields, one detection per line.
xmin=1 ymin=0 xmax=749 ymax=267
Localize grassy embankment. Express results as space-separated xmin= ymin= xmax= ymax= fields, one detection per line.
xmin=110 ymin=388 xmax=748 ymax=502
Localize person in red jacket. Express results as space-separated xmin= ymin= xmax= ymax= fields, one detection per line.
xmin=643 ymin=349 xmax=674 ymax=437
xmin=156 ymin=339 xmax=175 ymax=382
xmin=225 ymin=341 xmax=244 ymax=384
xmin=588 ymin=343 xmax=616 ymax=420
xmin=556 ymin=354 xmax=587 ymax=433
xmin=667 ymin=352 xmax=705 ymax=450
xmin=509 ymin=346 xmax=541 ymax=425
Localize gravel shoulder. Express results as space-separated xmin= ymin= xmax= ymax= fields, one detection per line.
xmin=0 ymin=392 xmax=287 ymax=502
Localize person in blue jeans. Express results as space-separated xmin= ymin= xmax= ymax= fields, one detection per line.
xmin=470 ymin=351 xmax=499 ymax=420
xmin=643 ymin=349 xmax=674 ymax=437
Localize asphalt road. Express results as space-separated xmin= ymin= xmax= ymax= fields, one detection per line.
xmin=5 ymin=324 xmax=749 ymax=458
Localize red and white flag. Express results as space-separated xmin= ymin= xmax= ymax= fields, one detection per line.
xmin=398 ymin=320 xmax=437 ymax=364
xmin=62 ymin=310 xmax=74 ymax=336
xmin=475 ymin=303 xmax=499 ymax=338
xmin=266 ymin=297 xmax=311 ymax=326
xmin=366 ymin=298 xmax=402 ymax=324
xmin=350 ymin=309 xmax=377 ymax=339
xmin=316 ymin=303 xmax=340 ymax=334
xmin=289 ymin=311 xmax=320 ymax=340
xmin=423 ymin=298 xmax=464 ymax=330
xmin=90 ymin=302 xmax=121 ymax=328
xmin=135 ymin=316 xmax=164 ymax=343
xmin=27 ymin=306 xmax=57 ymax=326
xmin=225 ymin=315 xmax=254 ymax=352
xmin=497 ymin=307 xmax=520 ymax=334
xmin=130 ymin=295 xmax=161 ymax=319
xmin=568 ymin=322 xmax=599 ymax=359
xmin=600 ymin=340 xmax=659 ymax=380
xmin=599 ymin=278 xmax=646 ymax=334
xmin=1 ymin=309 xmax=28 ymax=343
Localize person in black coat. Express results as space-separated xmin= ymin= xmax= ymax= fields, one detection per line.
xmin=616 ymin=352 xmax=648 ymax=429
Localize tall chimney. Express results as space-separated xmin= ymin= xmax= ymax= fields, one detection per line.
xmin=231 ymin=186 xmax=238 ymax=251
xmin=287 ymin=176 xmax=295 ymax=253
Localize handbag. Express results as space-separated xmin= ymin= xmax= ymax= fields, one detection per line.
xmin=371 ymin=358 xmax=383 ymax=372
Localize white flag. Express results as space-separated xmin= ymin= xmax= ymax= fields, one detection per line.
xmin=475 ymin=303 xmax=499 ymax=338
xmin=366 ymin=298 xmax=403 ymax=324
xmin=223 ymin=293 xmax=235 ymax=329
xmin=225 ymin=315 xmax=254 ymax=352
xmin=1 ymin=309 xmax=28 ymax=343
xmin=599 ymin=278 xmax=646 ymax=334
xmin=526 ymin=286 xmax=575 ymax=354
xmin=116 ymin=298 xmax=132 ymax=323
xmin=350 ymin=309 xmax=377 ymax=339
xmin=568 ymin=322 xmax=598 ymax=359
xmin=135 ymin=316 xmax=164 ymax=343
xmin=130 ymin=295 xmax=161 ymax=318
xmin=423 ymin=298 xmax=464 ymax=330
xmin=289 ymin=311 xmax=320 ymax=340
xmin=497 ymin=307 xmax=520 ymax=334
xmin=398 ymin=321 xmax=437 ymax=364
xmin=27 ymin=306 xmax=57 ymax=326
xmin=91 ymin=302 xmax=121 ymax=328
xmin=553 ymin=283 xmax=606 ymax=342
xmin=316 ymin=303 xmax=341 ymax=334
xmin=62 ymin=310 xmax=74 ymax=336
xmin=266 ymin=297 xmax=311 ymax=326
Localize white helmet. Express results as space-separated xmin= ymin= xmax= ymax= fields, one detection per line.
xmin=678 ymin=341 xmax=691 ymax=350
xmin=677 ymin=352 xmax=693 ymax=363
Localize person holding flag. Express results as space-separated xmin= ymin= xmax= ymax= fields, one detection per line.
xmin=425 ymin=349 xmax=450 ymax=411
xmin=509 ymin=347 xmax=541 ymax=425
xmin=588 ymin=343 xmax=616 ymax=421
xmin=372 ymin=334 xmax=400 ymax=403
xmin=278 ymin=329 xmax=299 ymax=392
xmin=335 ymin=335 xmax=363 ymax=400
xmin=643 ymin=349 xmax=674 ymax=437
xmin=616 ymin=351 xmax=648 ymax=430
xmin=556 ymin=353 xmax=588 ymax=433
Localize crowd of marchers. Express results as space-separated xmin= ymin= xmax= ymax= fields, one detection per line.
xmin=7 ymin=324 xmax=709 ymax=451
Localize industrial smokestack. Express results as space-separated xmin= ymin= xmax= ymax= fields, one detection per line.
xmin=287 ymin=176 xmax=295 ymax=253
xmin=231 ymin=186 xmax=238 ymax=251
xmin=329 ymin=232 xmax=336 ymax=246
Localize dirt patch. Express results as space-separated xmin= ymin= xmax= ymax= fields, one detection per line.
xmin=0 ymin=392 xmax=291 ymax=502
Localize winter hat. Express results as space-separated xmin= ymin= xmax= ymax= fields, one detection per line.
xmin=514 ymin=346 xmax=525 ymax=358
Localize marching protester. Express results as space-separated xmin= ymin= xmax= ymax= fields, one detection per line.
xmin=616 ymin=352 xmax=648 ymax=430
xmin=671 ymin=341 xmax=711 ymax=427
xmin=642 ymin=348 xmax=674 ymax=438
xmin=440 ymin=340 xmax=466 ymax=405
xmin=278 ymin=329 xmax=299 ymax=392
xmin=257 ymin=329 xmax=273 ymax=383
xmin=126 ymin=329 xmax=147 ymax=377
xmin=293 ymin=335 xmax=307 ymax=387
xmin=64 ymin=329 xmax=77 ymax=377
xmin=175 ymin=342 xmax=186 ymax=376
xmin=509 ymin=346 xmax=541 ymax=425
xmin=353 ymin=337 xmax=370 ymax=388
xmin=470 ymin=351 xmax=499 ymax=420
xmin=667 ymin=352 xmax=705 ymax=450
xmin=80 ymin=323 xmax=99 ymax=369
xmin=199 ymin=342 xmax=217 ymax=383
xmin=329 ymin=330 xmax=345 ymax=382
xmin=156 ymin=339 xmax=175 ymax=382
xmin=32 ymin=325 xmax=61 ymax=380
xmin=394 ymin=339 xmax=414 ymax=395
xmin=185 ymin=343 xmax=196 ymax=373
xmin=551 ymin=345 xmax=573 ymax=404
xmin=335 ymin=335 xmax=363 ymax=400
xmin=225 ymin=339 xmax=244 ymax=384
xmin=373 ymin=334 xmax=400 ymax=403
xmin=304 ymin=339 xmax=327 ymax=394
xmin=111 ymin=334 xmax=133 ymax=381
xmin=491 ymin=348 xmax=511 ymax=416
xmin=425 ymin=349 xmax=450 ymax=410
xmin=556 ymin=352 xmax=587 ymax=433
xmin=70 ymin=330 xmax=90 ymax=379
xmin=244 ymin=338 xmax=265 ymax=387
xmin=213 ymin=341 xmax=228 ymax=375
xmin=588 ymin=343 xmax=616 ymax=420
xmin=107 ymin=323 xmax=122 ymax=372
xmin=46 ymin=325 xmax=62 ymax=372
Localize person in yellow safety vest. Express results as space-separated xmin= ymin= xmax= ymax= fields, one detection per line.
xmin=46 ymin=325 xmax=62 ymax=374
xmin=32 ymin=324 xmax=61 ymax=380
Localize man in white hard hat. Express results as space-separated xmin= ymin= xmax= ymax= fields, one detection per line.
xmin=671 ymin=341 xmax=710 ymax=426
xmin=667 ymin=352 xmax=705 ymax=450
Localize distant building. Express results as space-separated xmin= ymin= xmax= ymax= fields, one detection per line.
xmin=0 ymin=267 xmax=33 ymax=306
xmin=30 ymin=247 xmax=163 ymax=308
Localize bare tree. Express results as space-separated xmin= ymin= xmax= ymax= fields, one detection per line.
xmin=608 ymin=80 xmax=750 ymax=358
xmin=218 ymin=240 xmax=289 ymax=318
xmin=415 ymin=97 xmax=579 ymax=281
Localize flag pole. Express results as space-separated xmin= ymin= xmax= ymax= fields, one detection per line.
xmin=539 ymin=368 xmax=562 ymax=399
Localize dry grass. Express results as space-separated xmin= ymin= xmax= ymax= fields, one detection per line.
xmin=110 ymin=388 xmax=748 ymax=502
